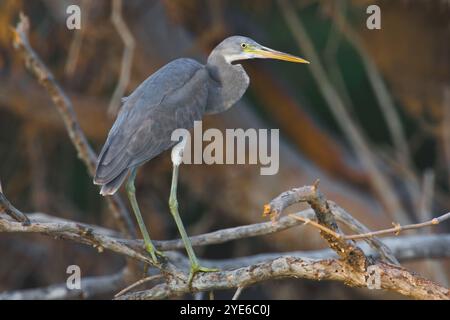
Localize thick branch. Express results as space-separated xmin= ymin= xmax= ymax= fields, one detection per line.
xmin=116 ymin=256 xmax=450 ymax=300
xmin=265 ymin=183 xmax=367 ymax=271
xmin=3 ymin=233 xmax=450 ymax=300
xmin=0 ymin=213 xmax=151 ymax=265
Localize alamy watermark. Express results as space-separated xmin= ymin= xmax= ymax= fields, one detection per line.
xmin=366 ymin=265 xmax=381 ymax=290
xmin=66 ymin=5 xmax=81 ymax=30
xmin=366 ymin=4 xmax=381 ymax=30
xmin=66 ymin=265 xmax=81 ymax=290
xmin=171 ymin=121 xmax=279 ymax=175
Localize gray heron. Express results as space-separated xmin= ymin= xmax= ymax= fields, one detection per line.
xmin=93 ymin=36 xmax=309 ymax=282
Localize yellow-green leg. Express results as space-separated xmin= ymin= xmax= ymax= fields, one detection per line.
xmin=168 ymin=163 xmax=218 ymax=285
xmin=126 ymin=168 xmax=164 ymax=264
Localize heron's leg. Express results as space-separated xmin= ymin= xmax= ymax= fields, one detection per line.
xmin=169 ymin=143 xmax=218 ymax=285
xmin=126 ymin=168 xmax=163 ymax=263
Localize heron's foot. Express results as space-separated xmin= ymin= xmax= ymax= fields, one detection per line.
xmin=144 ymin=243 xmax=165 ymax=264
xmin=188 ymin=264 xmax=219 ymax=286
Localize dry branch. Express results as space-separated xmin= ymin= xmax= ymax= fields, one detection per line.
xmin=0 ymin=192 xmax=30 ymax=225
xmin=265 ymin=183 xmax=367 ymax=271
xmin=266 ymin=184 xmax=449 ymax=262
xmin=108 ymin=0 xmax=135 ymax=115
xmin=2 ymin=211 xmax=450 ymax=263
xmin=2 ymin=231 xmax=450 ymax=300
xmin=11 ymin=13 xmax=135 ymax=236
xmin=329 ymin=203 xmax=399 ymax=265
xmin=115 ymin=256 xmax=449 ymax=300
xmin=114 ymin=274 xmax=163 ymax=298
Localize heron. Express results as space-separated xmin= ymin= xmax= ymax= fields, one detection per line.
xmin=93 ymin=36 xmax=309 ymax=282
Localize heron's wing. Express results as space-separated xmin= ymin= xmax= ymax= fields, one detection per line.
xmin=94 ymin=58 xmax=209 ymax=185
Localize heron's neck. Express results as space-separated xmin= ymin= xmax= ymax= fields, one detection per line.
xmin=205 ymin=53 xmax=249 ymax=114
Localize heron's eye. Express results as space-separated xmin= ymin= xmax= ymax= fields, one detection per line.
xmin=241 ymin=43 xmax=247 ymax=49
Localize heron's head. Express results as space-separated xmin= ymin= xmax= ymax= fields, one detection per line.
xmin=215 ymin=36 xmax=309 ymax=64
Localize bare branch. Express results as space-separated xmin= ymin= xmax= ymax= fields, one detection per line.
xmin=192 ymin=234 xmax=450 ymax=270
xmin=11 ymin=13 xmax=135 ymax=236
xmin=2 ymin=209 xmax=450 ymax=300
xmin=114 ymin=275 xmax=163 ymax=298
xmin=329 ymin=203 xmax=399 ymax=265
xmin=0 ymin=213 xmax=152 ymax=265
xmin=116 ymin=256 xmax=450 ymax=300
xmin=108 ymin=0 xmax=135 ymax=115
xmin=232 ymin=286 xmax=244 ymax=300
xmin=0 ymin=200 xmax=314 ymax=252
xmin=265 ymin=183 xmax=367 ymax=271
xmin=267 ymin=184 xmax=449 ymax=245
xmin=344 ymin=212 xmax=450 ymax=240
xmin=3 ymin=211 xmax=450 ymax=265
xmin=290 ymin=211 xmax=450 ymax=241
xmin=157 ymin=209 xmax=314 ymax=251
xmin=0 ymin=192 xmax=30 ymax=225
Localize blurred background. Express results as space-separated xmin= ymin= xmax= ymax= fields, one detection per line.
xmin=0 ymin=0 xmax=450 ymax=299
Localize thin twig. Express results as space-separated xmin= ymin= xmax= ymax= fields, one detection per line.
xmin=329 ymin=203 xmax=399 ymax=265
xmin=289 ymin=215 xmax=340 ymax=238
xmin=0 ymin=192 xmax=30 ymax=225
xmin=232 ymin=286 xmax=244 ymax=300
xmin=344 ymin=212 xmax=450 ymax=240
xmin=290 ymin=211 xmax=450 ymax=241
xmin=114 ymin=275 xmax=163 ymax=298
xmin=419 ymin=170 xmax=435 ymax=222
xmin=116 ymin=257 xmax=450 ymax=300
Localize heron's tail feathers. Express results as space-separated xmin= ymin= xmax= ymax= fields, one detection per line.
xmin=98 ymin=168 xmax=129 ymax=196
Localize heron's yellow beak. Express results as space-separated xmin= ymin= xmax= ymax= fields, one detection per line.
xmin=250 ymin=46 xmax=310 ymax=64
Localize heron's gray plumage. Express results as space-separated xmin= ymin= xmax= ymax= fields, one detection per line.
xmin=94 ymin=36 xmax=304 ymax=195
xmin=94 ymin=58 xmax=211 ymax=194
